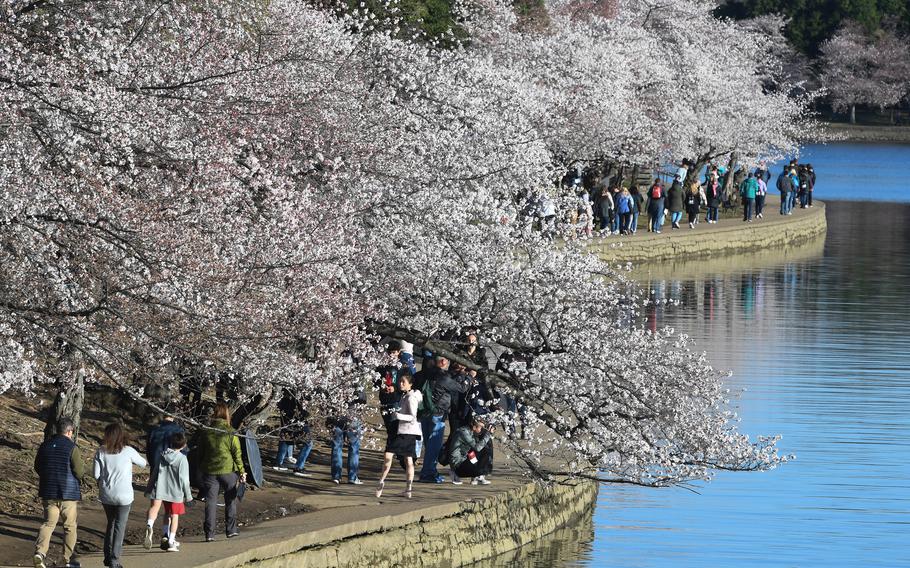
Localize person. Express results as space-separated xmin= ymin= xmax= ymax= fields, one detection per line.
xmin=617 ymin=188 xmax=633 ymax=234
xmin=629 ymin=185 xmax=644 ymax=234
xmin=807 ymin=164 xmax=816 ymax=207
xmin=376 ymin=373 xmax=423 ymax=499
xmin=274 ymin=389 xmax=313 ymax=477
xmin=329 ymin=385 xmax=365 ymax=485
xmin=448 ymin=417 xmax=494 ymax=485
xmin=667 ymin=175 xmax=684 ymax=229
xmin=146 ymin=432 xmax=193 ymax=552
xmin=704 ymin=172 xmax=721 ymax=223
xmin=609 ymin=185 xmax=623 ymax=234
xmin=755 ymin=173 xmax=767 ymax=219
xmin=93 ymin=423 xmax=147 ymax=568
xmin=596 ymin=186 xmax=613 ymax=232
xmin=418 ymin=354 xmax=469 ymax=483
xmin=776 ymin=169 xmax=791 ymax=215
xmin=646 ymin=179 xmax=665 ymax=234
xmin=675 ymin=158 xmax=690 ymax=186
xmin=788 ymin=168 xmax=799 ymax=213
xmin=739 ymin=172 xmax=758 ymax=222
xmin=33 ymin=417 xmax=82 ymax=568
xmin=143 ymin=414 xmax=185 ymax=548
xmin=538 ymin=193 xmax=557 ymax=238
xmin=575 ymin=185 xmax=593 ymax=238
xmin=798 ymin=165 xmax=811 ymax=208
xmin=684 ymin=183 xmax=702 ymax=229
xmin=196 ymin=402 xmax=246 ymax=541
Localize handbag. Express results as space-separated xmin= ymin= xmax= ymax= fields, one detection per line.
xmin=236 ymin=479 xmax=247 ymax=502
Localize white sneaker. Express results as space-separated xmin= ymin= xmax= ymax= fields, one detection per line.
xmin=349 ymin=478 xmax=363 ymax=485
xmin=143 ymin=525 xmax=153 ymax=550
xmin=167 ymin=540 xmax=180 ymax=552
xmin=293 ymin=470 xmax=311 ymax=477
xmin=272 ymin=466 xmax=289 ymax=472
xmin=471 ymin=476 xmax=491 ymax=485
xmin=33 ymin=553 xmax=46 ymax=568
xmin=286 ymin=456 xmax=297 ymax=465
xmin=452 ymin=474 xmax=463 ymax=485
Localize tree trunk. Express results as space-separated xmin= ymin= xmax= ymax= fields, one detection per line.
xmin=721 ymin=153 xmax=739 ymax=204
xmin=44 ymin=376 xmax=85 ymax=440
xmin=685 ymin=152 xmax=712 ymax=188
xmin=850 ymin=104 xmax=856 ymax=124
xmin=628 ymin=163 xmax=640 ymax=189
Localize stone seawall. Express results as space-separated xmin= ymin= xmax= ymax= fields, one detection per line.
xmin=586 ymin=199 xmax=827 ymax=265
xmin=184 ymin=479 xmax=598 ymax=568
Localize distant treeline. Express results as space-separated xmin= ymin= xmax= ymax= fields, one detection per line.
xmin=716 ymin=0 xmax=910 ymax=57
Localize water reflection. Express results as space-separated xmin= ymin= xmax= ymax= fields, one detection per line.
xmin=468 ymin=510 xmax=595 ymax=568
xmin=483 ymin=200 xmax=910 ymax=567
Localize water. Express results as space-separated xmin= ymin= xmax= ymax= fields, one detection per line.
xmin=484 ymin=142 xmax=910 ymax=567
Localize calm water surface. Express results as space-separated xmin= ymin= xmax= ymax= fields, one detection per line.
xmin=485 ymin=143 xmax=910 ymax=567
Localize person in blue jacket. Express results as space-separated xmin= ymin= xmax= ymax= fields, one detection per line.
xmin=34 ymin=417 xmax=82 ymax=568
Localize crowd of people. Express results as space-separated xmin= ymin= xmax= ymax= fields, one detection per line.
xmin=31 ymin=337 xmax=502 ymax=568
xmin=537 ymin=159 xmax=817 ymax=237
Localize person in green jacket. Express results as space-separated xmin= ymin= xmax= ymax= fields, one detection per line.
xmin=447 ymin=417 xmax=494 ymax=485
xmin=197 ymin=403 xmax=245 ymax=542
xmin=739 ymin=172 xmax=759 ymax=222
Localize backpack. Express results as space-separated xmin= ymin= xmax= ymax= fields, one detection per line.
xmin=650 ymin=185 xmax=662 ymax=199
xmin=417 ymin=379 xmax=437 ymax=418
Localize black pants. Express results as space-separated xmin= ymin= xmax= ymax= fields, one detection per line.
xmin=743 ymin=198 xmax=755 ymax=221
xmin=203 ymin=473 xmax=239 ymax=538
xmin=454 ymin=444 xmax=494 ymax=478
xmin=102 ymin=503 xmax=130 ymax=568
xmin=687 ymin=209 xmax=698 ymax=225
xmin=756 ymin=194 xmax=765 ymax=216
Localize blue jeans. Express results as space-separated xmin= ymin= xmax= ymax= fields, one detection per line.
xmin=331 ymin=424 xmax=361 ymax=481
xmin=671 ymin=211 xmax=682 ymax=225
xmin=277 ymin=426 xmax=312 ymax=470
xmin=706 ymin=206 xmax=718 ymax=222
xmin=419 ymin=414 xmax=447 ymax=481
xmin=780 ymin=193 xmax=790 ymax=214
xmin=743 ymin=198 xmax=755 ymax=220
xmin=631 ymin=210 xmax=639 ymax=233
xmin=610 ymin=211 xmax=621 ymax=233
xmin=788 ymin=190 xmax=797 ymax=211
xmin=799 ymin=191 xmax=808 ymax=207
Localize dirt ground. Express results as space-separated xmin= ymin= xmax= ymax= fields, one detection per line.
xmin=0 ymin=387 xmax=402 ymax=567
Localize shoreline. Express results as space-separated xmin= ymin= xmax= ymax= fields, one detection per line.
xmin=823 ymin=123 xmax=910 ymax=144
xmin=77 ymin=471 xmax=597 ymax=568
xmin=584 ymin=196 xmax=827 ymax=265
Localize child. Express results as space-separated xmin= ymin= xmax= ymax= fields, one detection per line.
xmin=145 ymin=432 xmax=193 ymax=552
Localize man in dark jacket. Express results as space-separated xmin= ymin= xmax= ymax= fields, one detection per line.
xmin=34 ymin=417 xmax=82 ymax=568
xmin=418 ymin=355 xmax=469 ymax=483
xmin=776 ymin=170 xmax=791 ymax=215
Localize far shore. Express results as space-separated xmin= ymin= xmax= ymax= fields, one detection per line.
xmin=824 ymin=122 xmax=910 ymax=144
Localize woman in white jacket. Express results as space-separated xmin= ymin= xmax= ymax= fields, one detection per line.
xmin=376 ymin=372 xmax=422 ymax=499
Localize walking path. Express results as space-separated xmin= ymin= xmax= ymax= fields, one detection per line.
xmin=0 ymin=445 xmax=528 ymax=568
xmin=585 ymin=196 xmax=827 ymax=264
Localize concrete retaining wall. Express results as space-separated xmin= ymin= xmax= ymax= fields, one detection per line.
xmin=586 ymin=201 xmax=827 ymax=265
xmin=237 ymin=479 xmax=598 ymax=568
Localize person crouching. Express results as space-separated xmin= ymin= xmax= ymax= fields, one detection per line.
xmin=448 ymin=417 xmax=494 ymax=485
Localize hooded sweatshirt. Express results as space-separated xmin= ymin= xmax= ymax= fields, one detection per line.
xmin=146 ymin=448 xmax=193 ymax=503
xmin=93 ymin=446 xmax=147 ymax=506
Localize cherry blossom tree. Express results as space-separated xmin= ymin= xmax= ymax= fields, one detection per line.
xmin=0 ymin=0 xmax=801 ymax=486
xmin=820 ymin=21 xmax=910 ymax=124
